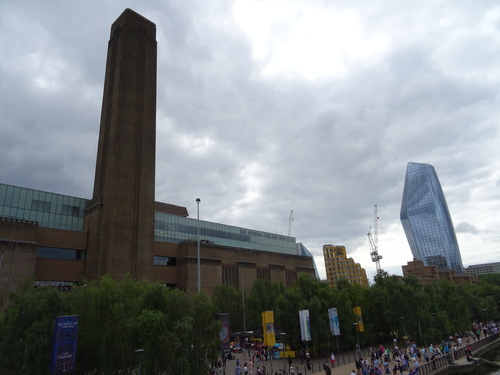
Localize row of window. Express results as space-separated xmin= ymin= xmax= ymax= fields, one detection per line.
xmin=153 ymin=256 xmax=176 ymax=266
xmin=37 ymin=247 xmax=177 ymax=267
xmin=0 ymin=184 xmax=87 ymax=231
xmin=37 ymin=247 xmax=86 ymax=260
xmin=327 ymin=266 xmax=362 ymax=272
xmin=1 ymin=183 xmax=302 ymax=258
xmin=154 ymin=212 xmax=297 ymax=255
xmin=36 ymin=280 xmax=177 ymax=290
xmin=328 ymin=269 xmax=365 ymax=273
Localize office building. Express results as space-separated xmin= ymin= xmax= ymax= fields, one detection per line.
xmin=400 ymin=162 xmax=464 ymax=275
xmin=323 ymin=245 xmax=369 ymax=288
xmin=466 ymin=262 xmax=500 ymax=277
xmin=0 ymin=9 xmax=316 ymax=307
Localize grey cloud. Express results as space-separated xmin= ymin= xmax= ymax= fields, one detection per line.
xmin=1 ymin=0 xmax=499 ymax=282
xmin=455 ymin=222 xmax=480 ymax=235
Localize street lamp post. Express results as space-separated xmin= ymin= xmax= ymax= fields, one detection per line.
xmin=135 ymin=349 xmax=144 ymax=375
xmin=239 ymin=263 xmax=246 ymax=332
xmin=196 ymin=198 xmax=201 ymax=292
xmin=281 ymin=333 xmax=287 ymax=373
xmin=353 ymin=323 xmax=360 ymax=359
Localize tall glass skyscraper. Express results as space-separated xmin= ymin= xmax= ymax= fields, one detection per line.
xmin=400 ymin=162 xmax=464 ymax=275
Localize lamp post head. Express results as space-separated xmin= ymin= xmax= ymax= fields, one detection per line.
xmin=196 ymin=198 xmax=201 ymax=203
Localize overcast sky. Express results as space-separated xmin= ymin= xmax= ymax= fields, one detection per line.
xmin=1 ymin=0 xmax=499 ymax=281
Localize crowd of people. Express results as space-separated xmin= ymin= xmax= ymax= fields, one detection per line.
xmin=322 ymin=321 xmax=498 ymax=375
xmin=212 ymin=321 xmax=498 ymax=375
xmin=229 ymin=349 xmax=308 ymax=375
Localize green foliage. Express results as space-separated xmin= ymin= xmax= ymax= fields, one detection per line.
xmin=245 ymin=280 xmax=285 ymax=330
xmin=0 ymin=276 xmax=221 ymax=375
xmin=0 ymin=280 xmax=71 ymax=375
xmin=479 ymin=273 xmax=500 ymax=287
xmin=212 ymin=284 xmax=244 ymax=331
xmin=1 ymin=272 xmax=499 ymax=375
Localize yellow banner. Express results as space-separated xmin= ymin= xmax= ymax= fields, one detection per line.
xmin=353 ymin=306 xmax=364 ymax=332
xmin=262 ymin=311 xmax=276 ymax=346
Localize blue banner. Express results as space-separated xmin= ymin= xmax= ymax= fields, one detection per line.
xmin=299 ymin=309 xmax=311 ymax=342
xmin=50 ymin=315 xmax=79 ymax=374
xmin=328 ymin=308 xmax=341 ymax=336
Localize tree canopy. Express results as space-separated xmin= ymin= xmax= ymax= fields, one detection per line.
xmin=0 ymin=273 xmax=499 ymax=374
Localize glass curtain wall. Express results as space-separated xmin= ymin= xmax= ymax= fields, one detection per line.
xmin=0 ymin=183 xmax=86 ymax=231
xmin=400 ymin=163 xmax=464 ymax=275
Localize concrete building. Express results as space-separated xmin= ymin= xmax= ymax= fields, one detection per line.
xmin=0 ymin=9 xmax=316 ymax=308
xmin=323 ymin=244 xmax=368 ymax=288
xmin=402 ymin=259 xmax=478 ymax=285
xmin=466 ymin=262 xmax=500 ymax=277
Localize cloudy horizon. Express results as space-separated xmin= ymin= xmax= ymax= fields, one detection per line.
xmin=1 ymin=0 xmax=499 ymax=281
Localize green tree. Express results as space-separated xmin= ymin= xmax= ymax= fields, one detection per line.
xmin=0 ymin=280 xmax=71 ymax=375
xmin=211 ymin=284 xmax=244 ymax=331
xmin=246 ymin=280 xmax=285 ymax=331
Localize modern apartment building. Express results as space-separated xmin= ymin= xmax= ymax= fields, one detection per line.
xmin=400 ymin=162 xmax=464 ymax=275
xmin=323 ymin=244 xmax=368 ymax=288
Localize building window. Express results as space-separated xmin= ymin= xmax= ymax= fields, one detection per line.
xmin=62 ymin=204 xmax=80 ymax=216
xmin=35 ymin=281 xmax=73 ymax=292
xmin=37 ymin=247 xmax=85 ymax=260
xmin=31 ymin=199 xmax=51 ymax=211
xmin=154 ymin=256 xmax=177 ymax=266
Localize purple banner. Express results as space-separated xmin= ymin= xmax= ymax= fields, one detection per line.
xmin=218 ymin=313 xmax=231 ymax=352
xmin=50 ymin=315 xmax=79 ymax=374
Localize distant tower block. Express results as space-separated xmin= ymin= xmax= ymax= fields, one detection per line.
xmin=85 ymin=9 xmax=157 ymax=280
xmin=400 ymin=162 xmax=464 ymax=275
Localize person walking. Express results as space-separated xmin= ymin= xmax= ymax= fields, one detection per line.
xmin=323 ymin=361 xmax=332 ymax=375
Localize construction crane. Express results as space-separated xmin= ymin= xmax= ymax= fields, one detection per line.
xmin=287 ymin=210 xmax=294 ymax=236
xmin=367 ymin=205 xmax=383 ymax=274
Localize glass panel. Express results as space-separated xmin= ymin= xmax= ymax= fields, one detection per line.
xmin=154 ymin=211 xmax=297 ymax=255
xmin=0 ymin=183 xmax=87 ymax=231
xmin=37 ymin=247 xmax=85 ymax=260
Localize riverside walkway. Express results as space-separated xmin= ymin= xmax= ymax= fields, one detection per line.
xmin=225 ymin=332 xmax=500 ymax=375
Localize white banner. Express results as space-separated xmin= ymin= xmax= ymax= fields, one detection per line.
xmin=328 ymin=308 xmax=340 ymax=336
xmin=299 ymin=309 xmax=311 ymax=342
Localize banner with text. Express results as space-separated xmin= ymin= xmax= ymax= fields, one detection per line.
xmin=353 ymin=306 xmax=364 ymax=332
xmin=262 ymin=311 xmax=276 ymax=346
xmin=217 ymin=313 xmax=231 ymax=353
xmin=299 ymin=309 xmax=311 ymax=342
xmin=328 ymin=307 xmax=341 ymax=336
xmin=50 ymin=315 xmax=79 ymax=375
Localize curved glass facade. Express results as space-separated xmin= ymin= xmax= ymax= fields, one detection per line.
xmin=400 ymin=163 xmax=464 ymax=275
